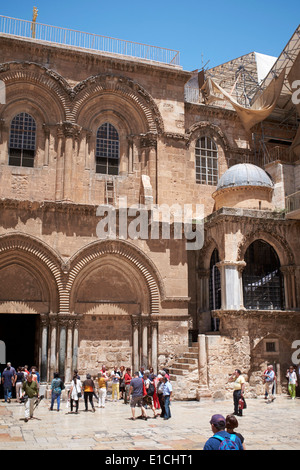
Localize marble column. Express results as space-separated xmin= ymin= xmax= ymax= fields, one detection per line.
xmin=151 ymin=321 xmax=158 ymax=374
xmin=217 ymin=261 xmax=246 ymax=310
xmin=58 ymin=318 xmax=67 ymax=380
xmin=62 ymin=122 xmax=81 ymax=202
xmin=141 ymin=316 xmax=149 ymax=368
xmin=72 ymin=318 xmax=80 ymax=374
xmin=40 ymin=315 xmax=49 ymax=383
xmin=49 ymin=315 xmax=58 ymax=380
xmin=196 ymin=334 xmax=211 ymax=399
xmin=132 ymin=316 xmax=140 ymax=372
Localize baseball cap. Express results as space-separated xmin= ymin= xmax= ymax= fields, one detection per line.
xmin=210 ymin=414 xmax=226 ymax=426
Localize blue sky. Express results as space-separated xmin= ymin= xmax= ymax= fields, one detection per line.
xmin=1 ymin=0 xmax=299 ymax=71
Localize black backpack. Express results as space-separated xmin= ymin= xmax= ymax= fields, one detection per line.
xmin=147 ymin=381 xmax=155 ymax=396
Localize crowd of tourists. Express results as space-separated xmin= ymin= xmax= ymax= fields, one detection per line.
xmin=0 ymin=362 xmax=173 ymax=422
xmin=1 ymin=361 xmax=299 ymax=449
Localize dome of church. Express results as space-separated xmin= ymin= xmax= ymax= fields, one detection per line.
xmin=216 ymin=163 xmax=273 ymax=192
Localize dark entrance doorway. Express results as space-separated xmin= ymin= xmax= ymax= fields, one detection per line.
xmin=0 ymin=314 xmax=39 ymax=396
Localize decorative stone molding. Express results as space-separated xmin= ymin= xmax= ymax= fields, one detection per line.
xmin=66 ymin=239 xmax=164 ymax=316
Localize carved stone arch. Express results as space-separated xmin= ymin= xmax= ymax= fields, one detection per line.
xmin=198 ymin=236 xmax=224 ymax=271
xmin=186 ymin=121 xmax=230 ymax=151
xmin=0 ymin=61 xmax=71 ymax=122
xmin=66 ymin=239 xmax=165 ymax=315
xmin=72 ymin=73 xmax=164 ymax=135
xmin=237 ymin=229 xmax=294 ymax=266
xmin=0 ymin=233 xmax=64 ymax=312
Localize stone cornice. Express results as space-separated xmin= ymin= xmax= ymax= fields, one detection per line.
xmin=212 ymin=309 xmax=300 ymax=320
xmin=0 ymin=35 xmax=191 ymax=82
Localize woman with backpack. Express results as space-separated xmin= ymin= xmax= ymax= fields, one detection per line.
xmin=49 ymin=372 xmax=64 ymax=411
xmin=143 ymin=372 xmax=158 ymax=418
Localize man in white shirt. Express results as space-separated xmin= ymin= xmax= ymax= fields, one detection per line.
xmin=263 ymin=365 xmax=275 ymax=403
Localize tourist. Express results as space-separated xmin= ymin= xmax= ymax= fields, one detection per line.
xmin=143 ymin=372 xmax=158 ymax=418
xmin=203 ymin=414 xmax=244 ymax=450
xmin=226 ymin=414 xmax=246 ymax=450
xmin=162 ymin=376 xmax=172 ymax=420
xmin=111 ymin=366 xmax=120 ymax=402
xmin=119 ymin=365 xmax=125 ymax=400
xmin=30 ymin=366 xmax=40 ymax=383
xmin=22 ymin=373 xmax=39 ymax=423
xmin=128 ymin=371 xmax=147 ymax=420
xmin=70 ymin=372 xmax=82 ymax=413
xmin=49 ymin=372 xmax=63 ymax=411
xmin=15 ymin=366 xmax=25 ymax=403
xmin=97 ymin=372 xmax=108 ymax=408
xmin=157 ymin=373 xmax=166 ymax=418
xmin=286 ymin=366 xmax=298 ymax=400
xmin=124 ymin=367 xmax=132 ymax=404
xmin=263 ymin=365 xmax=275 ymax=403
xmin=2 ymin=362 xmax=16 ymax=403
xmin=82 ymin=374 xmax=96 ymax=412
xmin=229 ymin=369 xmax=246 ymax=416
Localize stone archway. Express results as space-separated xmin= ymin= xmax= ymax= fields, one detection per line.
xmin=67 ymin=239 xmax=163 ymax=375
xmin=0 ymin=233 xmax=63 ymax=381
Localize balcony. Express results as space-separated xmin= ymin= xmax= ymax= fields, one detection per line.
xmin=285 ymin=191 xmax=300 ymax=219
xmin=0 ymin=15 xmax=180 ymax=67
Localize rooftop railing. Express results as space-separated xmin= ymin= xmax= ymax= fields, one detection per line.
xmin=0 ymin=15 xmax=180 ymax=67
xmin=286 ymin=191 xmax=300 ymax=214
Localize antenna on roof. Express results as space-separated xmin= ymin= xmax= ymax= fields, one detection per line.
xmin=31 ymin=6 xmax=38 ymax=38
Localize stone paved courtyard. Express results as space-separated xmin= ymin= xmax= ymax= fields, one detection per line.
xmin=0 ymin=394 xmax=299 ymax=451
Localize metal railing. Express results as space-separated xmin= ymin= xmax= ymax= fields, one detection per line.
xmin=286 ymin=191 xmax=300 ymax=213
xmin=0 ymin=15 xmax=180 ymax=67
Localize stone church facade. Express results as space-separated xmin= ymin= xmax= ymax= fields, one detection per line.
xmin=0 ymin=24 xmax=299 ymax=399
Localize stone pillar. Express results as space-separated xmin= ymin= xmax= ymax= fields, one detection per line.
xmin=141 ymin=316 xmax=149 ymax=368
xmin=40 ymin=315 xmax=49 ymax=383
xmin=65 ymin=319 xmax=73 ymax=383
xmin=49 ymin=315 xmax=58 ymax=380
xmin=217 ymin=261 xmax=246 ymax=310
xmin=132 ymin=316 xmax=140 ymax=372
xmin=62 ymin=122 xmax=81 ymax=202
xmin=196 ymin=334 xmax=211 ymax=399
xmin=197 ymin=269 xmax=211 ymax=332
xmin=151 ymin=321 xmax=158 ymax=374
xmin=58 ymin=318 xmax=67 ymax=380
xmin=281 ymin=265 xmax=297 ymax=309
xmin=72 ymin=317 xmax=80 ymax=374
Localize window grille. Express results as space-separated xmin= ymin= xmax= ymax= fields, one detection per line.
xmin=9 ymin=112 xmax=36 ymax=167
xmin=96 ymin=123 xmax=119 ymax=175
xmin=195 ymin=136 xmax=218 ymax=185
xmin=243 ymin=240 xmax=285 ymax=310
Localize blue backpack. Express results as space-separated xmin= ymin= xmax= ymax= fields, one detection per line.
xmin=214 ymin=434 xmax=240 ymax=450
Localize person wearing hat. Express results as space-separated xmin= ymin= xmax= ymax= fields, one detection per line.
xmin=203 ymin=414 xmax=244 ymax=450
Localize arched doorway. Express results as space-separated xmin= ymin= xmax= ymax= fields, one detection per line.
xmin=68 ymin=240 xmax=162 ymax=376
xmin=243 ymin=240 xmax=285 ymax=310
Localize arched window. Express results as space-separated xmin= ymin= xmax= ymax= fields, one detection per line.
xmin=195 ymin=136 xmax=218 ymax=185
xmin=209 ymin=248 xmax=221 ymax=331
xmin=9 ymin=113 xmax=36 ymax=167
xmin=243 ymin=240 xmax=285 ymax=310
xmin=96 ymin=123 xmax=119 ymax=175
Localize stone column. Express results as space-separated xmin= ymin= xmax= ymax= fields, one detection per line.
xmin=132 ymin=316 xmax=140 ymax=372
xmin=58 ymin=317 xmax=67 ymax=380
xmin=62 ymin=122 xmax=81 ymax=202
xmin=72 ymin=317 xmax=80 ymax=374
xmin=281 ymin=265 xmax=296 ymax=309
xmin=141 ymin=316 xmax=149 ymax=368
xmin=65 ymin=319 xmax=73 ymax=383
xmin=217 ymin=261 xmax=246 ymax=310
xmin=196 ymin=334 xmax=211 ymax=399
xmin=49 ymin=315 xmax=58 ymax=380
xmin=151 ymin=321 xmax=158 ymax=374
xmin=40 ymin=315 xmax=49 ymax=383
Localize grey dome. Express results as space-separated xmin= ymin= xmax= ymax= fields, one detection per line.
xmin=216 ymin=163 xmax=273 ymax=191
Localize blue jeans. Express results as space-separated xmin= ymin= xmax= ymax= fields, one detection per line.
xmin=3 ymin=386 xmax=12 ymax=402
xmin=164 ymin=395 xmax=171 ymax=419
xmin=50 ymin=391 xmax=61 ymax=410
